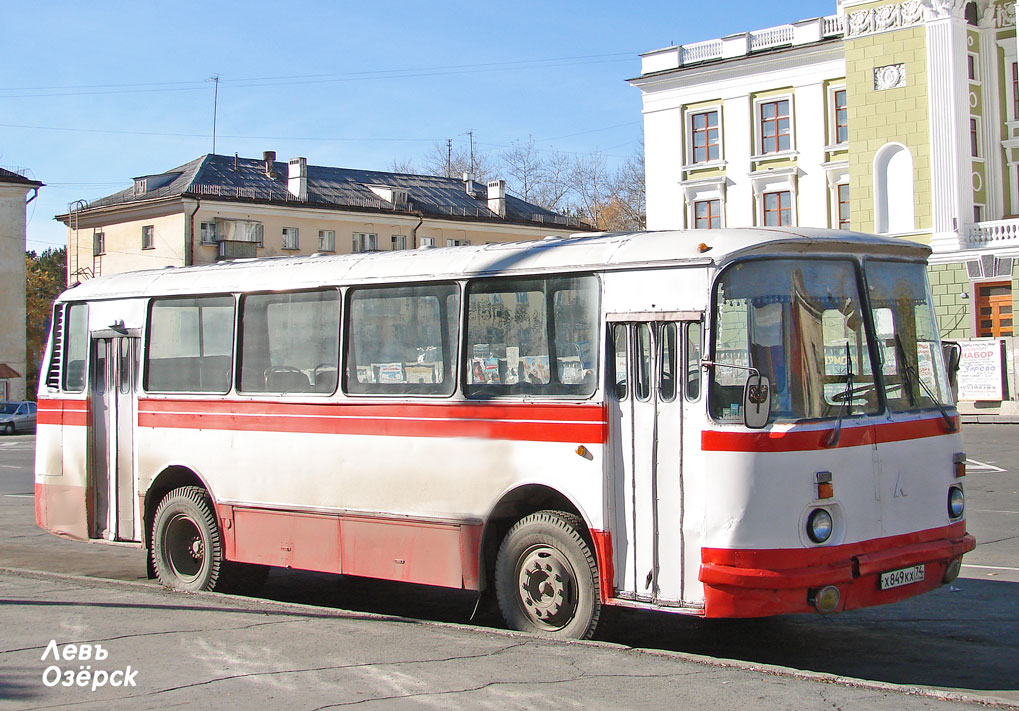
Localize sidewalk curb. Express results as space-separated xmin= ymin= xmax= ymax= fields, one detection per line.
xmin=3 ymin=565 xmax=1016 ymax=710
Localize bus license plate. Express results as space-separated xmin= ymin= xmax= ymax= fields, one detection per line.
xmin=879 ymin=564 xmax=925 ymax=590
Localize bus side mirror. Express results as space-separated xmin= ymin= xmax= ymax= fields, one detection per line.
xmin=942 ymin=341 xmax=961 ymax=395
xmin=743 ymin=373 xmax=771 ymax=429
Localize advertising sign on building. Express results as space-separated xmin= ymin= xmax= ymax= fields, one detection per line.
xmin=956 ymin=338 xmax=1005 ymax=401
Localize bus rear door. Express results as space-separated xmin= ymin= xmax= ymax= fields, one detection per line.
xmin=89 ymin=333 xmax=140 ymax=542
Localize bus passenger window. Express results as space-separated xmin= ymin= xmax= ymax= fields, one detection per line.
xmin=345 ymin=283 xmax=459 ymax=395
xmin=685 ymin=322 xmax=702 ymax=401
xmin=659 ymin=322 xmax=677 ymax=402
xmin=465 ymin=275 xmax=598 ymax=398
xmin=62 ymin=303 xmax=88 ymax=393
xmin=146 ymin=296 xmax=235 ymax=393
xmin=239 ymin=289 xmax=340 ymax=394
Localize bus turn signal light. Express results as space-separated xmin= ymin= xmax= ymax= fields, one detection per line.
xmin=953 ymin=453 xmax=966 ymax=478
xmin=815 ymin=471 xmax=833 ymax=499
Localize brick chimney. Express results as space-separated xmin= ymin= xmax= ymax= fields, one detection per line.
xmin=487 ymin=179 xmax=506 ymax=217
xmin=288 ymin=157 xmax=308 ymax=200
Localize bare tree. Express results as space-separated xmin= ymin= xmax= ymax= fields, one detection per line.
xmin=605 ymin=139 xmax=646 ymax=231
xmin=533 ymin=146 xmax=573 ymax=213
xmin=422 ymin=140 xmax=493 ymax=182
xmin=569 ymin=150 xmax=611 ymax=229
xmin=502 ymin=136 xmax=543 ymax=203
xmin=388 ymin=157 xmax=417 ymax=174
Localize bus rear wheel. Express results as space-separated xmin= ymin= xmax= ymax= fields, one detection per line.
xmin=495 ymin=510 xmax=601 ymax=639
xmin=151 ymin=486 xmax=224 ymax=592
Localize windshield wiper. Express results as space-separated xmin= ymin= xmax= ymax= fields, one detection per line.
xmin=825 ymin=342 xmax=853 ymax=448
xmin=894 ymin=334 xmax=957 ymax=432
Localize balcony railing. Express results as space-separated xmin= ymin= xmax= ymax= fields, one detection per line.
xmin=965 ymin=218 xmax=1019 ymax=248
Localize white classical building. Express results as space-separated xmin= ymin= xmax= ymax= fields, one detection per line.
xmin=630 ymin=0 xmax=1019 ymax=410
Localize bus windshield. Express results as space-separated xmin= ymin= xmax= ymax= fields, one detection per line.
xmin=709 ymin=258 xmax=951 ymax=424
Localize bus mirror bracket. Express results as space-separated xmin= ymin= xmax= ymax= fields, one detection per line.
xmin=743 ymin=372 xmax=771 ymax=429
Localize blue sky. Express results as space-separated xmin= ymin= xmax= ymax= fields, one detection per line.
xmin=2 ymin=1 xmax=836 ymax=254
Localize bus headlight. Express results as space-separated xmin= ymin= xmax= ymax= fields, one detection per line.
xmin=948 ymin=486 xmax=965 ymax=519
xmin=807 ymin=508 xmax=833 ymax=543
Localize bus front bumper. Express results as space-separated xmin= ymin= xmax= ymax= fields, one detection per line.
xmin=698 ymin=523 xmax=976 ymax=618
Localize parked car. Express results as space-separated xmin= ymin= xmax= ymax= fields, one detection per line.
xmin=0 ymin=401 xmax=36 ymax=434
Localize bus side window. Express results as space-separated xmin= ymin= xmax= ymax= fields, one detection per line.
xmin=146 ymin=296 xmax=235 ymax=394
xmin=239 ymin=289 xmax=340 ymax=394
xmin=63 ymin=303 xmax=89 ymax=393
xmin=685 ymin=322 xmax=702 ymax=401
xmin=345 ymin=283 xmax=459 ymax=395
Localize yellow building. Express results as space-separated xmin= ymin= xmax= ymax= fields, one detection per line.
xmin=57 ymin=152 xmax=592 ymax=283
xmin=632 ymin=0 xmax=1019 ymax=411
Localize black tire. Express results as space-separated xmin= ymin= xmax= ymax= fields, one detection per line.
xmin=495 ymin=510 xmax=601 ymax=639
xmin=151 ymin=486 xmax=224 ymax=592
xmin=3 ymin=422 xmax=13 ymax=435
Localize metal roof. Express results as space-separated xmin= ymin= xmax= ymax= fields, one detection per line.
xmin=73 ymin=154 xmax=588 ymax=230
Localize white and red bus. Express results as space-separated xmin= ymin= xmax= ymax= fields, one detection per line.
xmin=35 ymin=228 xmax=975 ymax=638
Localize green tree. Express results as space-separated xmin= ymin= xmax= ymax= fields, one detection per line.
xmin=25 ymin=248 xmax=66 ymax=397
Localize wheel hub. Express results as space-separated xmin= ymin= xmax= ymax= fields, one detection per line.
xmin=518 ymin=547 xmax=573 ymax=625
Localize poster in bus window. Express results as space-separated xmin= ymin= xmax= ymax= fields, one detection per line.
xmin=558 ymin=358 xmax=584 ymax=384
xmin=504 ymin=346 xmax=520 ymax=384
xmin=356 ymin=365 xmax=375 ymax=383
xmin=483 ymin=357 xmax=501 ymax=383
xmin=522 ymin=355 xmax=550 ymax=384
xmin=471 ymin=358 xmax=486 ymax=384
xmin=405 ymin=364 xmax=435 ymax=384
xmin=377 ymin=363 xmax=406 ymax=383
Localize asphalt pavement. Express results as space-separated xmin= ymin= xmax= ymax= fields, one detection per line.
xmin=1 ymin=427 xmax=1017 ymax=709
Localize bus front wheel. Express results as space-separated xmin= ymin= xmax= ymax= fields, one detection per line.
xmin=495 ymin=510 xmax=601 ymax=639
xmin=151 ymin=486 xmax=224 ymax=592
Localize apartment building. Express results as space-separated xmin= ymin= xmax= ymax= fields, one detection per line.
xmin=56 ymin=152 xmax=591 ymax=283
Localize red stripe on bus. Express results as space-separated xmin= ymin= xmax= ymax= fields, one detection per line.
xmin=701 ymin=415 xmax=958 ymax=452
xmin=136 ymin=399 xmax=608 ymax=444
xmin=36 ymin=398 xmax=89 ymax=427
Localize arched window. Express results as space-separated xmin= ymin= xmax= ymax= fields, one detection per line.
xmin=965 ymin=2 xmax=979 ymax=26
xmin=873 ymin=143 xmax=915 ymax=234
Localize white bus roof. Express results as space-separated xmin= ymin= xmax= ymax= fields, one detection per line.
xmin=60 ymin=227 xmax=930 ymax=302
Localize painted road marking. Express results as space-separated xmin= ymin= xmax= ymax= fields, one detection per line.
xmin=962 ymin=564 xmax=1019 ymax=572
xmin=966 ymin=458 xmax=1006 ymax=473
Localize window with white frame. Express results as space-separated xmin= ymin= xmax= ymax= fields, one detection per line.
xmin=446 ymin=238 xmax=470 ymax=247
xmin=93 ymin=230 xmax=105 ymax=256
xmin=756 ymin=97 xmax=793 ymax=155
xmin=1013 ymin=62 xmax=1018 ymax=120
xmin=694 ymin=199 xmax=721 ymax=229
xmin=141 ymin=225 xmax=154 ymax=250
xmin=391 ymin=234 xmax=407 ymax=250
xmin=318 ymin=230 xmax=335 ymax=252
xmin=967 ymin=53 xmax=979 ymax=82
xmin=282 ymin=227 xmax=299 ymax=250
xmin=200 ymin=222 xmax=217 ymax=245
xmin=689 ymin=109 xmax=721 ymax=164
xmin=419 ymin=236 xmax=435 ymax=247
xmin=353 ymin=232 xmax=378 ymax=252
xmin=970 ymin=117 xmax=981 ymax=158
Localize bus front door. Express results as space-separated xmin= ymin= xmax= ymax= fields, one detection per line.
xmin=608 ymin=319 xmax=689 ymax=605
xmin=89 ymin=336 xmax=140 ymax=542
